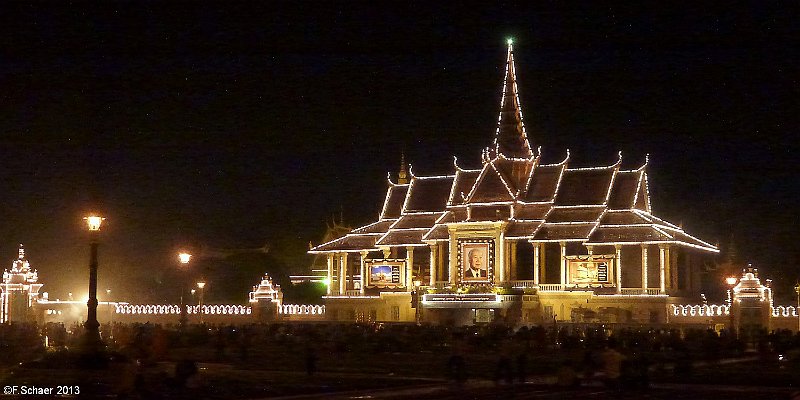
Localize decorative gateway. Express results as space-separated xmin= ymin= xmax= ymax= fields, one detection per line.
xmin=308 ymin=39 xmax=719 ymax=326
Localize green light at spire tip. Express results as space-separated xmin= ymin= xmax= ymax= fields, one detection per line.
xmin=506 ymin=38 xmax=514 ymax=46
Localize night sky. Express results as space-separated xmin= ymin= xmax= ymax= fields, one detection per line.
xmin=1 ymin=3 xmax=797 ymax=302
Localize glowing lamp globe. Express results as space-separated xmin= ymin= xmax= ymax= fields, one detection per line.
xmin=726 ymin=277 xmax=738 ymax=286
xmin=85 ymin=215 xmax=104 ymax=231
xmin=178 ymin=252 xmax=192 ymax=265
xmin=197 ymin=281 xmax=206 ymax=289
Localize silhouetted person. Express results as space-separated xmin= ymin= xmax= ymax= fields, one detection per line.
xmin=516 ymin=350 xmax=528 ymax=384
xmin=447 ymin=337 xmax=467 ymax=387
xmin=173 ymin=359 xmax=198 ymax=389
xmin=238 ymin=328 xmax=251 ymax=362
xmin=556 ymin=359 xmax=580 ymax=388
xmin=305 ymin=343 xmax=318 ymax=377
xmin=601 ymin=339 xmax=625 ymax=390
xmin=214 ymin=328 xmax=226 ymax=361
xmin=494 ymin=340 xmax=514 ymax=385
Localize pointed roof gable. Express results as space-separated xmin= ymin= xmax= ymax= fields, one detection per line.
xmin=403 ymin=175 xmax=455 ymax=213
xmin=633 ymin=171 xmax=651 ymax=212
xmin=494 ymin=157 xmax=535 ymax=196
xmin=554 ymin=164 xmax=617 ymax=206
xmin=380 ymin=184 xmax=409 ymax=219
xmin=448 ymin=167 xmax=481 ymax=206
xmin=522 ymin=152 xmax=568 ymax=202
xmin=607 ymin=170 xmax=640 ymax=209
xmin=466 ymin=162 xmax=516 ymax=203
xmin=491 ymin=39 xmax=533 ymax=159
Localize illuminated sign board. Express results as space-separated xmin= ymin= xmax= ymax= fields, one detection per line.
xmin=423 ymin=294 xmax=499 ymax=302
xmin=567 ymin=256 xmax=615 ymax=285
xmin=365 ymin=260 xmax=405 ymax=288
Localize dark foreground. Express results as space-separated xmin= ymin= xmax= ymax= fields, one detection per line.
xmin=1 ymin=322 xmax=799 ymax=398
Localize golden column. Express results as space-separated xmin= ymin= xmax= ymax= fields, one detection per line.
xmin=615 ymin=245 xmax=622 ymax=294
xmin=659 ymin=245 xmax=668 ymax=294
xmin=641 ymin=244 xmax=649 ymax=293
xmin=326 ymin=253 xmax=334 ymax=296
xmin=497 ymin=235 xmax=506 ymax=284
xmin=559 ymin=242 xmax=567 ymax=288
xmin=359 ymin=250 xmax=368 ymax=295
xmin=405 ymin=247 xmax=414 ymax=290
xmin=532 ymin=242 xmax=540 ymax=285
xmin=448 ymin=234 xmax=458 ymax=286
xmin=339 ymin=252 xmax=348 ymax=295
xmin=428 ymin=243 xmax=438 ymax=287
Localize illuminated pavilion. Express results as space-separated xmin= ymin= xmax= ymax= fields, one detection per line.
xmin=311 ymin=41 xmax=719 ymax=326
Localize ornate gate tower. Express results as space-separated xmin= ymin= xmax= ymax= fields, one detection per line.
xmin=0 ymin=245 xmax=44 ymax=323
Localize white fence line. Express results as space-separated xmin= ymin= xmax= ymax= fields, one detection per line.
xmin=772 ymin=305 xmax=799 ymax=317
xmin=114 ymin=304 xmax=252 ymax=316
xmin=279 ymin=304 xmax=326 ymax=315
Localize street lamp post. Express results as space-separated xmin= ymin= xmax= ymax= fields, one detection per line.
xmin=794 ymin=282 xmax=800 ymax=333
xmin=197 ymin=280 xmax=206 ymax=324
xmin=726 ymin=276 xmax=738 ymax=338
xmin=84 ymin=215 xmax=105 ymax=351
xmin=178 ymin=252 xmax=191 ymax=330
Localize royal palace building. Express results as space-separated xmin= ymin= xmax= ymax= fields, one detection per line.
xmin=309 ymin=42 xmax=719 ymax=326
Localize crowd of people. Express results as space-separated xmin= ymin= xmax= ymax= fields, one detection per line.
xmin=2 ymin=320 xmax=800 ymax=390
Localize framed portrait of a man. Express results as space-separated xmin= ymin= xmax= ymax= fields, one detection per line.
xmin=461 ymin=242 xmax=491 ymax=282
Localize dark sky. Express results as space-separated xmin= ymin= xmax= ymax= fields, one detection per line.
xmin=1 ymin=3 xmax=797 ymax=302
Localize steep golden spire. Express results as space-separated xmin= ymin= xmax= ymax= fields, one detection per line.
xmin=397 ymin=152 xmax=409 ymax=185
xmin=491 ymin=38 xmax=533 ymax=159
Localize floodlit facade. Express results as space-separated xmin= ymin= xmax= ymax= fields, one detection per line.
xmin=309 ymin=42 xmax=722 ymax=326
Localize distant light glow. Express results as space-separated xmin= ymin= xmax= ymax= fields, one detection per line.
xmin=726 ymin=276 xmax=738 ymax=286
xmin=506 ymin=38 xmax=513 ymax=46
xmin=197 ymin=281 xmax=206 ymax=289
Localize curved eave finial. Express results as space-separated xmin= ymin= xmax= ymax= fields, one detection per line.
xmin=453 ymin=156 xmax=462 ymax=172
xmin=386 ymin=171 xmax=395 ymax=186
xmin=408 ymin=164 xmax=415 ymax=178
xmin=615 ymin=150 xmax=623 ymax=167
xmin=633 ymin=153 xmax=650 ymax=172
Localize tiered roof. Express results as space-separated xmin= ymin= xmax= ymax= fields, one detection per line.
xmin=310 ymin=41 xmax=717 ymax=254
